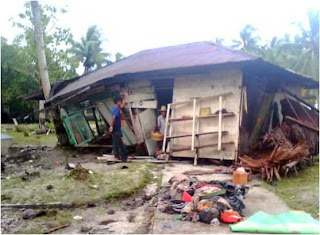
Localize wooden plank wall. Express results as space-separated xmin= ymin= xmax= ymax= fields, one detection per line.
xmin=171 ymin=68 xmax=243 ymax=160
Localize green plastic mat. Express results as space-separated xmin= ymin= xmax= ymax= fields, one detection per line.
xmin=230 ymin=211 xmax=320 ymax=234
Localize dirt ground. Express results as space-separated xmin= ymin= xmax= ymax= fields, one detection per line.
xmin=1 ymin=146 xmax=318 ymax=234
xmin=1 ymin=146 xmax=162 ymax=234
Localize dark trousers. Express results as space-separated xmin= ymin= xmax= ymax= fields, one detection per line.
xmin=112 ymin=131 xmax=127 ymax=161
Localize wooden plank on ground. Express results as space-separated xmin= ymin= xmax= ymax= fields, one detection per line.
xmin=274 ymin=166 xmax=281 ymax=181
xmin=97 ymin=156 xmax=179 ymax=164
xmin=44 ymin=224 xmax=70 ymax=234
xmin=1 ymin=203 xmax=75 ymax=209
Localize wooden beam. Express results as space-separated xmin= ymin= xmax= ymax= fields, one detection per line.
xmin=130 ymin=100 xmax=157 ymax=109
xmin=162 ymin=104 xmax=170 ymax=154
xmin=282 ymin=88 xmax=319 ymax=113
xmin=218 ymin=95 xmax=222 ymax=151
xmin=284 ymin=116 xmax=319 ymax=132
xmin=1 ymin=203 xmax=75 ymax=209
xmin=191 ymin=99 xmax=196 ymax=151
xmin=75 ymin=144 xmax=113 ymax=148
xmin=167 ymin=131 xmax=228 ymax=139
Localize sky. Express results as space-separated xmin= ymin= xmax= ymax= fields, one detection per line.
xmin=0 ymin=0 xmax=319 ymax=58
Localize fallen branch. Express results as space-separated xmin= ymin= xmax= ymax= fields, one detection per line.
xmin=1 ymin=203 xmax=75 ymax=209
xmin=44 ymin=224 xmax=70 ymax=234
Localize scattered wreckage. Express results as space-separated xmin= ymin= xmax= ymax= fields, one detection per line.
xmin=237 ymin=121 xmax=318 ymax=181
xmin=157 ymin=174 xmax=249 ymax=225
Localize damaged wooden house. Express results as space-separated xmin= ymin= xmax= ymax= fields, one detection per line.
xmin=21 ymin=42 xmax=319 ymax=164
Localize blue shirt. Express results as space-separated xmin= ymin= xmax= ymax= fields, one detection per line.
xmin=111 ymin=105 xmax=121 ymax=132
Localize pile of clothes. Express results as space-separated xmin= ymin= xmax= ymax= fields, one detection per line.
xmin=157 ymin=174 xmax=249 ymax=225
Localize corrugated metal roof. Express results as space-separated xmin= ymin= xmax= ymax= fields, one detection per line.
xmin=48 ymin=41 xmax=317 ymax=102
xmin=49 ymin=42 xmax=258 ymax=101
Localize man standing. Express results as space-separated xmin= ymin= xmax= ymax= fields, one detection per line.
xmin=109 ymin=96 xmax=130 ymax=162
xmin=154 ymin=105 xmax=167 ymax=154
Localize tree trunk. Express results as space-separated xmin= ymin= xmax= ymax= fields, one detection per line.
xmin=31 ymin=1 xmax=50 ymax=132
xmin=31 ymin=1 xmax=51 ymax=100
xmin=31 ymin=1 xmax=68 ymax=145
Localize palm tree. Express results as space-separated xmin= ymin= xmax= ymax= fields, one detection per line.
xmin=259 ymin=35 xmax=294 ymax=67
xmin=290 ymin=9 xmax=319 ymax=80
xmin=115 ymin=52 xmax=124 ymax=61
xmin=232 ymin=24 xmax=262 ymax=55
xmin=71 ymin=25 xmax=111 ymax=74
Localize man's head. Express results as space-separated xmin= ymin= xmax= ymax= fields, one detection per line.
xmin=114 ymin=95 xmax=123 ymax=107
xmin=159 ymin=105 xmax=167 ymax=117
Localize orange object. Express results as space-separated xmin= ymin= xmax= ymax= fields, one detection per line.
xmin=220 ymin=210 xmax=242 ymax=223
xmin=151 ymin=132 xmax=164 ymax=141
xmin=197 ymin=200 xmax=213 ymax=211
xmin=182 ymin=191 xmax=192 ymax=202
xmin=233 ymin=168 xmax=248 ymax=185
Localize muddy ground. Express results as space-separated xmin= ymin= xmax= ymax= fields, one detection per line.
xmin=1 ymin=146 xmax=317 ymax=234
xmin=1 ymin=146 xmax=162 ymax=234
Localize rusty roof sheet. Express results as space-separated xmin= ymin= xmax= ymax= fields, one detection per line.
xmin=49 ymin=42 xmax=258 ymax=101
xmin=48 ymin=41 xmax=317 ymax=102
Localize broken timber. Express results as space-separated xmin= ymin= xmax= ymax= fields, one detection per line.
xmin=1 ymin=203 xmax=75 ymax=209
xmin=44 ymin=224 xmax=70 ymax=234
xmin=97 ymin=156 xmax=179 ymax=164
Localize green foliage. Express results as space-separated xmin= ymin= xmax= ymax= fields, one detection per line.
xmin=232 ymin=24 xmax=262 ymax=55
xmin=70 ymin=25 xmax=112 ymax=74
xmin=10 ymin=2 xmax=77 ymax=83
xmin=1 ymin=37 xmax=38 ymax=121
xmin=45 ymin=121 xmax=55 ymax=130
xmin=23 ymin=130 xmax=29 ymax=137
xmin=230 ymin=10 xmax=319 ymax=82
xmin=115 ymin=52 xmax=124 ymax=61
xmin=2 ymin=2 xmax=78 ymax=122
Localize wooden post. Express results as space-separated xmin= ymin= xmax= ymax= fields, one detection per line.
xmin=218 ymin=95 xmax=222 ymax=151
xmin=191 ymin=99 xmax=196 ymax=151
xmin=168 ymin=104 xmax=174 ymax=152
xmin=194 ymin=99 xmax=201 ymax=166
xmin=162 ymin=104 xmax=171 ymax=154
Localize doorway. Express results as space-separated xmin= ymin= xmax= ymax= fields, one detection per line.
xmin=153 ymin=78 xmax=174 ymax=114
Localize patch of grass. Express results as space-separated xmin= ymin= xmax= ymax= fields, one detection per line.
xmin=1 ymin=163 xmax=156 ymax=205
xmin=262 ymin=164 xmax=319 ymax=218
xmin=102 ymin=165 xmax=153 ymax=200
xmin=23 ymin=130 xmax=29 ymax=137
xmin=2 ymin=124 xmax=57 ymax=146
xmin=39 ymin=210 xmax=73 ymax=224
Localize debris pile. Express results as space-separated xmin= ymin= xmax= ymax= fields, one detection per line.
xmin=238 ymin=123 xmax=318 ymax=181
xmin=68 ymin=164 xmax=90 ymax=181
xmin=157 ymin=174 xmax=249 ymax=225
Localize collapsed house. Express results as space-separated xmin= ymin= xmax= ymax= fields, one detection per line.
xmin=21 ymin=42 xmax=319 ymax=164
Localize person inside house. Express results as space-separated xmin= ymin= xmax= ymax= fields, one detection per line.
xmin=109 ymin=95 xmax=131 ymax=162
xmin=154 ymin=105 xmax=167 ymax=154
